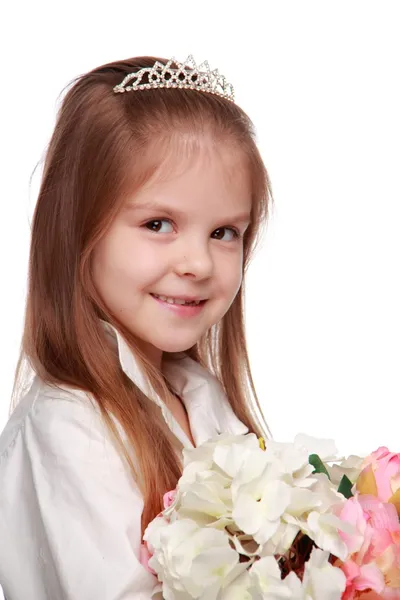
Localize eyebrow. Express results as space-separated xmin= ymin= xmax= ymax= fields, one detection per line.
xmin=124 ymin=200 xmax=251 ymax=224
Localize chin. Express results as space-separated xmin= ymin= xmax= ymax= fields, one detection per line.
xmin=153 ymin=337 xmax=198 ymax=355
xmin=160 ymin=342 xmax=195 ymax=355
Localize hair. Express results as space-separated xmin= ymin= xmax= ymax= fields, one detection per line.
xmin=11 ymin=56 xmax=275 ymax=538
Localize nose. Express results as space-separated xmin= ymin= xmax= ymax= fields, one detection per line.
xmin=174 ymin=238 xmax=214 ymax=280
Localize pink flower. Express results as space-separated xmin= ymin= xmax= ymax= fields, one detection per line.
xmin=139 ymin=541 xmax=157 ymax=575
xmin=163 ymin=488 xmax=177 ymax=509
xmin=374 ymin=538 xmax=400 ymax=599
xmin=340 ymin=560 xmax=384 ymax=600
xmin=337 ymin=494 xmax=400 ymax=599
xmin=357 ymin=447 xmax=400 ymax=516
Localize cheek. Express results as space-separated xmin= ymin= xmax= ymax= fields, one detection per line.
xmin=112 ymin=227 xmax=164 ymax=277
xmin=213 ymin=264 xmax=243 ymax=320
xmin=91 ymin=241 xmax=108 ymax=291
xmin=231 ymin=270 xmax=243 ymax=299
xmin=92 ymin=231 xmax=163 ymax=296
xmin=92 ymin=234 xmax=133 ymax=295
xmin=218 ymin=256 xmax=243 ymax=298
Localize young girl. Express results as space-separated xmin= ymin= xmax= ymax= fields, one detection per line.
xmin=0 ymin=55 xmax=273 ymax=599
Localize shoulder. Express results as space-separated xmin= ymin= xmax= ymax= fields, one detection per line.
xmin=0 ymin=373 xmax=144 ymax=536
xmin=0 ymin=377 xmax=157 ymax=599
xmin=0 ymin=375 xmax=122 ymax=470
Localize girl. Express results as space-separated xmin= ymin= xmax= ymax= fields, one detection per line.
xmin=0 ymin=55 xmax=274 ymax=599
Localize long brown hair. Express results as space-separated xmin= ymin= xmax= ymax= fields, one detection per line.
xmin=11 ymin=56 xmax=275 ymax=538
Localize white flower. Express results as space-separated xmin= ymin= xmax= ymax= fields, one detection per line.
xmin=265 ymin=434 xmax=338 ymax=489
xmin=260 ymin=474 xmax=337 ymax=556
xmin=177 ymin=460 xmax=227 ymax=490
xmin=270 ymin=472 xmax=350 ymax=559
xmin=143 ymin=514 xmax=170 ymax=554
xmin=283 ymin=572 xmax=305 ymax=600
xmin=285 ymin=486 xmax=323 ymax=518
xmin=305 ymin=512 xmax=350 ymax=561
xmin=212 ymin=433 xmax=262 ymax=479
xmin=294 ymin=434 xmax=338 ymax=462
xmin=307 ymin=473 xmax=346 ymax=512
xmin=232 ymin=458 xmax=292 ymax=546
xmin=262 ymin=441 xmax=315 ymax=489
xmin=218 ymin=556 xmax=293 ymax=600
xmin=302 ymin=547 xmax=346 ymax=600
xmin=261 ymin=521 xmax=301 ymax=556
xmin=145 ymin=518 xmax=243 ymax=600
xmin=182 ymin=433 xmax=259 ymax=473
xmin=177 ymin=470 xmax=233 ymax=526
xmin=217 ymin=570 xmax=255 ymax=600
xmin=143 ymin=433 xmax=351 ymax=600
xmin=326 ymin=454 xmax=365 ymax=487
xmin=248 ymin=556 xmax=292 ymax=599
xmin=284 ymin=548 xmax=346 ymax=600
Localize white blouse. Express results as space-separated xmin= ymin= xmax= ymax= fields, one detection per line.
xmin=0 ymin=321 xmax=248 ymax=600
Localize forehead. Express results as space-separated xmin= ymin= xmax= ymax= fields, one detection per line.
xmin=126 ymin=134 xmax=252 ymax=218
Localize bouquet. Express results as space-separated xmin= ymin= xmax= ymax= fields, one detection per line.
xmin=140 ymin=433 xmax=400 ymax=599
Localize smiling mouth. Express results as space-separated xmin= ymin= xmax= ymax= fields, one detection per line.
xmin=149 ymin=294 xmax=209 ymax=317
xmin=150 ymin=293 xmax=207 ymax=307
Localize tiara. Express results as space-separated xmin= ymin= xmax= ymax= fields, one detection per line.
xmin=113 ymin=54 xmax=235 ymax=103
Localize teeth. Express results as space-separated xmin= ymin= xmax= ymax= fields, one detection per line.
xmin=153 ymin=294 xmax=201 ymax=306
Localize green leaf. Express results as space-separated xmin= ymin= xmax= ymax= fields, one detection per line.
xmin=308 ymin=454 xmax=330 ymax=480
xmin=338 ymin=474 xmax=354 ymax=499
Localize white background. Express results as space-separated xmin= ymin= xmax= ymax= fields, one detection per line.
xmin=1 ymin=1 xmax=399 ymax=457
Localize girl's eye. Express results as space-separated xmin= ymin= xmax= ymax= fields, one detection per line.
xmin=143 ymin=220 xmax=240 ymax=241
xmin=144 ymin=219 xmax=174 ymax=234
xmin=212 ymin=227 xmax=240 ymax=242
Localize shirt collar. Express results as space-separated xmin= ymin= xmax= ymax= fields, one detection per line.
xmin=100 ymin=319 xmax=232 ymax=448
xmin=100 ymin=319 xmax=215 ymax=408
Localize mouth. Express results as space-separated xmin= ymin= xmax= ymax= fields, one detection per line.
xmin=150 ymin=293 xmax=207 ymax=307
xmin=150 ymin=293 xmax=208 ymax=316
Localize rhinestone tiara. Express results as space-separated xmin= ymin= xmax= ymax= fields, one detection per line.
xmin=113 ymin=54 xmax=235 ymax=103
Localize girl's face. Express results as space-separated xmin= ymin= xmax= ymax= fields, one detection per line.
xmin=92 ymin=142 xmax=252 ymax=368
